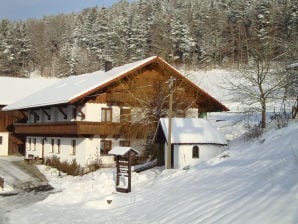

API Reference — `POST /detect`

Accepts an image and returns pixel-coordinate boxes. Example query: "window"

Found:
[101,108,112,122]
[192,146,199,158]
[120,108,131,122]
[57,139,61,154]
[71,140,76,155]
[51,139,55,153]
[41,139,45,148]
[33,138,36,151]
[120,140,130,147]
[0,136,3,145]
[28,138,31,150]
[100,140,112,154]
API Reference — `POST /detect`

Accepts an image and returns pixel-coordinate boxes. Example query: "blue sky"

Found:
[0,0,135,21]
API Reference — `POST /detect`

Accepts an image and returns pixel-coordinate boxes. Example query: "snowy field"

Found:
[1,69,298,223]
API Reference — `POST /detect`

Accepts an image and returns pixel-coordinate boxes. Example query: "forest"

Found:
[0,0,297,77]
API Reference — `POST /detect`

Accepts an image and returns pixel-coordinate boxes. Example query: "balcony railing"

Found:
[14,121,142,137]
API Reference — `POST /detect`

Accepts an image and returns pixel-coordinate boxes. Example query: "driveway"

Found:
[0,156,51,224]
[0,156,47,190]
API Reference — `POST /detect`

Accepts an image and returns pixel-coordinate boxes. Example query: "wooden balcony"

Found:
[14,121,143,137]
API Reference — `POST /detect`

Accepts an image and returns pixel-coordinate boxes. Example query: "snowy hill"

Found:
[6,118,298,224]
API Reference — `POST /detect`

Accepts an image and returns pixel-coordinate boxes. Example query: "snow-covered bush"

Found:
[45,156,84,176]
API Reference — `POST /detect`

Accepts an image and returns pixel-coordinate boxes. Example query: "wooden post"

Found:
[127,151,132,192]
[166,77,175,169]
[116,156,120,186]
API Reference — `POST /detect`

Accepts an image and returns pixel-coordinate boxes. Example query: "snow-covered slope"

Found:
[7,120,298,224]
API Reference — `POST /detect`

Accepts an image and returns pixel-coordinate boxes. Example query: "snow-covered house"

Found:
[155,118,228,169]
[0,77,57,156]
[3,56,228,167]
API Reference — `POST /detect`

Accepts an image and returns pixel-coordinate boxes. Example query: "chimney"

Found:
[104,60,112,72]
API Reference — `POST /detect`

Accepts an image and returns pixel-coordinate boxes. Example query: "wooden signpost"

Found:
[109,147,139,193]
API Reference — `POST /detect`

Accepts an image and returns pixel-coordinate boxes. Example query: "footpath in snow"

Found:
[5,120,298,224]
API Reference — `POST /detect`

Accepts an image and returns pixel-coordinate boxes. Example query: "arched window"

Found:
[192,145,199,158]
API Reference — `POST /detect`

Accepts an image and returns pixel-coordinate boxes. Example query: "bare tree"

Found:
[228,53,290,128]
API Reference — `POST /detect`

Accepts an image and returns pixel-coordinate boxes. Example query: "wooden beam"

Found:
[30,110,39,122]
[42,109,51,120]
[77,106,85,120]
[57,106,67,119]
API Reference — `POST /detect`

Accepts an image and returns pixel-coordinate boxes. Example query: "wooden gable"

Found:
[84,58,228,112]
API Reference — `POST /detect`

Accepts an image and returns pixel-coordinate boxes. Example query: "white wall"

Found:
[0,132,9,156]
[80,103,122,122]
[174,144,227,169]
[25,136,147,167]
[26,136,88,166]
[164,143,227,169]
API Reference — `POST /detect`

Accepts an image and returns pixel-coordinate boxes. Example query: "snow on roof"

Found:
[3,56,157,111]
[108,147,140,156]
[0,77,57,106]
[159,118,227,145]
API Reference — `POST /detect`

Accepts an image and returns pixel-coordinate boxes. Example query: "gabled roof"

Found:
[3,56,228,111]
[158,118,227,145]
[0,77,57,106]
[109,147,140,156]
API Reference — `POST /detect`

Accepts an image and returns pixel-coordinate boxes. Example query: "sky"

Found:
[0,0,135,21]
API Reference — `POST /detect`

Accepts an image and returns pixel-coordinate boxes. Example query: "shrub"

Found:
[243,125,264,141]
[45,156,84,176]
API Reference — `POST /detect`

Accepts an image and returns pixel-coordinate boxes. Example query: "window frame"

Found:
[101,108,112,122]
[119,140,130,147]
[192,145,199,159]
[100,140,112,155]
[120,108,131,122]
[71,139,76,155]
[28,138,32,150]
[57,139,61,154]
[0,136,3,145]
[51,139,55,153]
[33,138,36,151]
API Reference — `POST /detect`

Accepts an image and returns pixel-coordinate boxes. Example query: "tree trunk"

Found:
[261,99,266,128]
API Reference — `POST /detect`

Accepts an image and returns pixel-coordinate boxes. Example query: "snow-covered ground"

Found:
[4,117,297,224]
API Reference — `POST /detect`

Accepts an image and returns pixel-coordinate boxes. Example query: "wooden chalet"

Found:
[0,105,26,155]
[3,56,228,166]
[0,77,56,156]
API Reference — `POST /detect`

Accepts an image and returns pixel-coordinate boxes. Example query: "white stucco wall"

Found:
[25,136,146,167]
[164,143,227,169]
[84,103,100,121]
[0,132,9,156]
[25,136,88,166]
[175,144,227,169]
